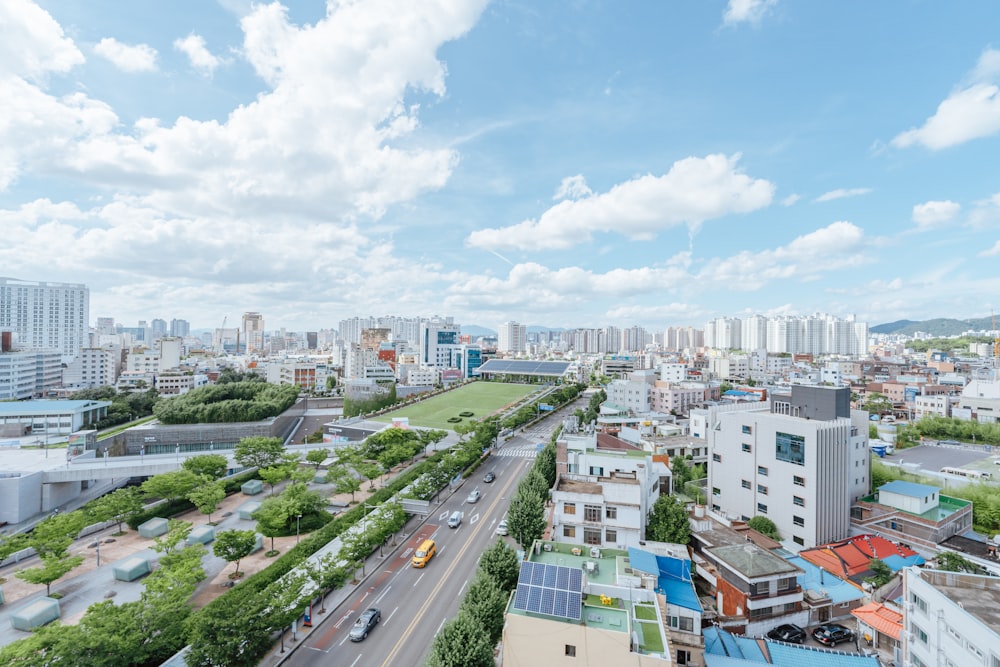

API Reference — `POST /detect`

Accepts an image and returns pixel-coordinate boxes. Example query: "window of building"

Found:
[605,528,617,543]
[793,475,805,487]
[565,645,576,657]
[712,487,721,496]
[793,495,805,507]
[751,581,770,596]
[564,502,576,515]
[967,642,984,661]
[758,466,768,476]
[742,443,752,453]
[712,453,721,463]
[757,484,768,495]
[742,425,752,435]
[911,623,928,644]
[589,466,604,476]
[742,479,751,489]
[583,528,601,545]
[910,593,927,614]
[678,617,693,632]
[584,505,602,522]
[793,535,804,545]
[563,526,576,538]
[605,506,617,520]
[775,431,806,466]
[911,657,927,667]
[990,652,1000,667]
[712,504,721,513]
[793,515,805,527]
[757,503,767,514]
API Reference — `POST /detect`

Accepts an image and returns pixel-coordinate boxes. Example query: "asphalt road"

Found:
[283,446,533,667]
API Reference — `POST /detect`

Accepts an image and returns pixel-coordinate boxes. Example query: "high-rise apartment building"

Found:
[242,312,265,354]
[0,277,89,362]
[170,318,190,337]
[706,314,868,357]
[497,321,527,354]
[420,317,461,368]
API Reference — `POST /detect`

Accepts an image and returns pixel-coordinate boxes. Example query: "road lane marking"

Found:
[458,578,468,597]
[374,585,392,604]
[413,572,425,587]
[349,655,362,667]
[384,606,399,627]
[380,459,530,666]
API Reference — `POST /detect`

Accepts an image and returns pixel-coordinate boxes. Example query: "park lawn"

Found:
[376,382,540,430]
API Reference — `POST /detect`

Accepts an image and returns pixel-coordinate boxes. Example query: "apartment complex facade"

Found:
[0,277,89,362]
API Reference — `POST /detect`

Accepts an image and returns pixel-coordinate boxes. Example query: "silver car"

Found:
[349,608,381,642]
[466,489,481,504]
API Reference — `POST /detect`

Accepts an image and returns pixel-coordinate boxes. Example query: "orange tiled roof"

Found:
[800,534,919,580]
[851,601,903,640]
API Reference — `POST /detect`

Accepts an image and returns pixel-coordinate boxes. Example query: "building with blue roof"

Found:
[786,554,864,624]
[628,545,704,662]
[703,626,880,667]
[852,480,972,554]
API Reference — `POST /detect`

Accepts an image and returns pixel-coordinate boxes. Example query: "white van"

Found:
[448,510,462,528]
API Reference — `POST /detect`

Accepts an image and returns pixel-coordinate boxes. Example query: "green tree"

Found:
[863,392,893,417]
[152,519,193,554]
[354,459,383,490]
[141,468,203,502]
[747,515,780,540]
[213,529,258,578]
[16,552,84,595]
[233,436,286,469]
[188,479,227,522]
[477,539,520,593]
[259,465,291,495]
[305,448,330,470]
[330,466,362,502]
[301,554,349,614]
[936,550,981,573]
[864,558,893,588]
[0,532,27,562]
[27,512,86,559]
[536,444,557,487]
[253,498,287,553]
[182,453,230,480]
[426,612,494,667]
[507,486,547,550]
[87,486,144,533]
[520,469,550,502]
[646,495,691,544]
[460,574,508,643]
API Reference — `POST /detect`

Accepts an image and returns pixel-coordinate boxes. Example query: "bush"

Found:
[459,411,474,417]
[447,417,462,423]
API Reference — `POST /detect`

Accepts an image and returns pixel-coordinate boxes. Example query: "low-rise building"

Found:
[851,480,973,553]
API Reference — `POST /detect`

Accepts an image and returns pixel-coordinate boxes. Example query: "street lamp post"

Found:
[96,541,101,567]
[296,514,302,544]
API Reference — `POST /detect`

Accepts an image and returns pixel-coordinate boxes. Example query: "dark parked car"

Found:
[766,623,806,644]
[349,608,381,642]
[483,471,496,483]
[812,623,855,646]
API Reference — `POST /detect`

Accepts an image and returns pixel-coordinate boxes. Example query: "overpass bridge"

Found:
[42,442,324,483]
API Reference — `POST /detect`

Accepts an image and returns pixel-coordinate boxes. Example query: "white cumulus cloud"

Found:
[553,175,592,201]
[466,153,775,251]
[980,240,1000,257]
[912,200,960,228]
[722,0,777,26]
[174,34,222,76]
[0,0,83,80]
[93,37,158,72]
[815,187,872,203]
[892,48,1000,150]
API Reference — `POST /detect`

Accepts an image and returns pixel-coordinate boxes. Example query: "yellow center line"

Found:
[380,457,529,666]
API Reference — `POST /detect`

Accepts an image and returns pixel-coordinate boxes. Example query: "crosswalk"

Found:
[493,446,539,459]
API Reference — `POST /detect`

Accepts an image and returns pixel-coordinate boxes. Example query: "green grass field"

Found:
[375,382,540,430]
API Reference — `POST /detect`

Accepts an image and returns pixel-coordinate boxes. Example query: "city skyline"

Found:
[3,2,1000,331]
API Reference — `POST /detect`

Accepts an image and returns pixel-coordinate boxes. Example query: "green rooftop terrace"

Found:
[861,492,971,521]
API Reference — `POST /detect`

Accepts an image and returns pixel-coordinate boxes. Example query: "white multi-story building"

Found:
[605,377,652,414]
[242,312,265,354]
[901,567,1000,667]
[0,350,62,400]
[708,385,870,548]
[419,317,461,368]
[62,347,118,389]
[551,432,669,549]
[497,321,527,354]
[125,337,182,374]
[0,278,89,362]
[707,313,868,357]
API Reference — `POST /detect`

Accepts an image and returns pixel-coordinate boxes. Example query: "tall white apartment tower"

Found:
[708,384,870,548]
[242,312,265,354]
[0,277,89,363]
[420,317,461,368]
[497,321,527,354]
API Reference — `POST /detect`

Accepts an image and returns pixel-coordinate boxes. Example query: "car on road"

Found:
[448,510,462,528]
[496,519,508,536]
[483,471,496,483]
[765,623,806,644]
[349,607,381,642]
[466,489,481,503]
[811,623,855,646]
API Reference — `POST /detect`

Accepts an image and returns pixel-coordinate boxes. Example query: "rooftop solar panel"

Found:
[511,562,585,621]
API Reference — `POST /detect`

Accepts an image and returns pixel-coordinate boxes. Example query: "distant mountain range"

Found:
[871,316,998,337]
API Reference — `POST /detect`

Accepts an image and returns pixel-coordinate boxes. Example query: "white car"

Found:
[466,489,481,504]
[496,519,508,536]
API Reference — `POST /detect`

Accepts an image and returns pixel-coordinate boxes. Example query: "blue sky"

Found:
[3,0,1000,333]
